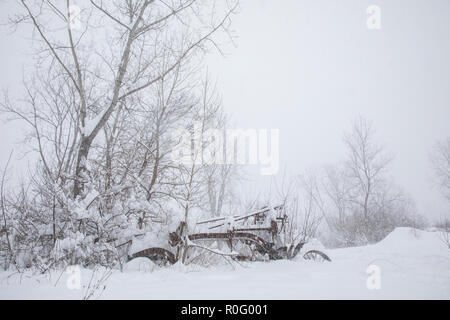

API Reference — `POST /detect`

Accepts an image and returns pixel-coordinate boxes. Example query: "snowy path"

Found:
[1,228,449,299]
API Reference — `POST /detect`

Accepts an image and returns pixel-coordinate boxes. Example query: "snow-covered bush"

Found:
[434,219,450,249]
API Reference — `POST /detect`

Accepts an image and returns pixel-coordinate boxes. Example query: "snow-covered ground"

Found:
[1,227,449,299]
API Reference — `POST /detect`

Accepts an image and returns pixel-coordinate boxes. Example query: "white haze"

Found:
[206,0,450,221]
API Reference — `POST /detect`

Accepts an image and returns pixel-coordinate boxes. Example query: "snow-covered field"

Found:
[1,227,449,299]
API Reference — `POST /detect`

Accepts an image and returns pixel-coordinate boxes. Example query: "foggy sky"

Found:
[1,0,450,221]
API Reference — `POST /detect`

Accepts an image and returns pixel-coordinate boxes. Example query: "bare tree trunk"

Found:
[1,152,14,269]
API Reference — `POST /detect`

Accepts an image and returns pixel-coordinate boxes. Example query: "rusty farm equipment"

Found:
[128,205,331,265]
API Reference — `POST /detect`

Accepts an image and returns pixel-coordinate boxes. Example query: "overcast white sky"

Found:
[206,0,450,220]
[1,0,450,221]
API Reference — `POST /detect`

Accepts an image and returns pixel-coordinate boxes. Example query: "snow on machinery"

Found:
[128,205,331,265]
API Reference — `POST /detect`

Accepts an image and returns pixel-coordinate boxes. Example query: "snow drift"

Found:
[373,227,449,254]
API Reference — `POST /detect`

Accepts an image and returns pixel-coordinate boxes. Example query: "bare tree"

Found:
[165,75,232,264]
[6,0,238,199]
[431,138,450,201]
[272,173,322,257]
[431,138,450,249]
[343,118,392,221]
[0,152,15,270]
[199,80,239,218]
[0,1,239,269]
[319,118,423,247]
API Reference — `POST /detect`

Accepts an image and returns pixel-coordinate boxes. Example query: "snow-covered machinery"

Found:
[128,205,331,265]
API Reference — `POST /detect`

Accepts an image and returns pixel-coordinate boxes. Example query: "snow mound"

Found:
[125,257,157,273]
[374,227,449,254]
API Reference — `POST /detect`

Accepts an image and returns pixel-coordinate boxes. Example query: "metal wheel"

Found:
[303,250,331,262]
[129,247,176,265]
